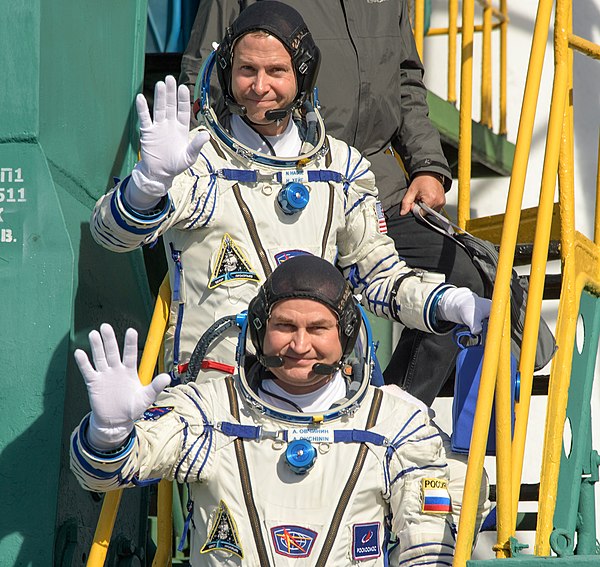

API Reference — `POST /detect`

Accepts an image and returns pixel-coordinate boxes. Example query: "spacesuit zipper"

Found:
[232,183,273,278]
[225,375,271,566]
[314,388,383,567]
[320,182,335,257]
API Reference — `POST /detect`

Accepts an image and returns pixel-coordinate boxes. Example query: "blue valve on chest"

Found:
[285,438,317,474]
[277,182,309,215]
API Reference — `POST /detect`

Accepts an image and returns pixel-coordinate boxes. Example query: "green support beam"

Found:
[427,91,515,178]
[551,289,600,556]
[1,1,157,564]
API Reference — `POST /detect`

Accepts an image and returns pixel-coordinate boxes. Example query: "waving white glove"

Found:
[74,323,171,451]
[437,287,491,335]
[127,75,210,210]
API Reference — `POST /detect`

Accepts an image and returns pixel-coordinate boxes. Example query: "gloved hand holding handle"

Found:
[126,75,210,210]
[437,287,491,335]
[74,323,171,451]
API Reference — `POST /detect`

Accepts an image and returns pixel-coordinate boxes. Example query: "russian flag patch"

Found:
[421,478,452,514]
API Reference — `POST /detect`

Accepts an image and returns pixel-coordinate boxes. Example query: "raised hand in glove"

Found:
[74,323,171,451]
[437,287,491,335]
[127,75,210,210]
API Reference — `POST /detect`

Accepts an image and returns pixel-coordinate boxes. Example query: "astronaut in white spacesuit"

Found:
[71,254,469,566]
[90,1,490,382]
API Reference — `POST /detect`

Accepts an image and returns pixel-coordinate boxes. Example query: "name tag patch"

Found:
[352,522,381,561]
[288,427,334,443]
[421,478,452,514]
[271,525,318,558]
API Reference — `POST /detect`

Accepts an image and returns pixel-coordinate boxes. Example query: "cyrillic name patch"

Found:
[209,233,259,288]
[352,522,381,560]
[270,525,318,558]
[200,500,243,558]
[421,477,452,514]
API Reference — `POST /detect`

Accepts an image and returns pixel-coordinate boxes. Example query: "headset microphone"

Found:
[264,102,297,122]
[260,355,284,368]
[311,363,341,375]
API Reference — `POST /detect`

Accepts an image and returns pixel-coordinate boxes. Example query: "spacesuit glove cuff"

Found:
[127,166,171,210]
[87,412,135,452]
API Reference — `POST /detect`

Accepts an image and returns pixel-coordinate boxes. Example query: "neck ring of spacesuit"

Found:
[195,50,328,169]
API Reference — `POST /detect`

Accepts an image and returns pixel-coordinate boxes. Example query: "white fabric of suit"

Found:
[71,374,458,566]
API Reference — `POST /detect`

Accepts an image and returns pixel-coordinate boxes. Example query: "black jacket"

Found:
[180,0,452,211]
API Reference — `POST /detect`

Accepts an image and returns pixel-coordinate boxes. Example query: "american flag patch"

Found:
[375,201,387,234]
[421,478,452,514]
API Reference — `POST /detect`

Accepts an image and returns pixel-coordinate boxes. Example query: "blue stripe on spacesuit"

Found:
[71,433,129,481]
[404,543,456,555]
[172,303,184,370]
[392,423,428,447]
[390,410,421,443]
[216,423,388,446]
[188,153,218,228]
[398,554,453,567]
[93,214,130,249]
[389,463,449,485]
[188,175,217,228]
[109,191,162,235]
[176,390,213,483]
[345,193,368,216]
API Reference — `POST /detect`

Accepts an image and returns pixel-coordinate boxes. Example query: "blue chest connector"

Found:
[277,182,310,215]
[285,438,317,474]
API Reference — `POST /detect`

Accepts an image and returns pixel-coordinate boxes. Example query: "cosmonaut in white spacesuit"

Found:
[71,255,491,566]
[89,1,490,382]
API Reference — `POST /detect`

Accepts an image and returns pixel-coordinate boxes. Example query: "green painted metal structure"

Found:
[0,1,156,564]
[468,289,600,565]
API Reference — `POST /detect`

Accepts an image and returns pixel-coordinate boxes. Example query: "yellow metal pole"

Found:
[493,308,515,558]
[595,131,600,247]
[481,3,493,128]
[87,278,171,567]
[448,0,459,104]
[535,0,574,553]
[86,491,123,566]
[457,0,475,229]
[453,268,512,565]
[454,2,556,563]
[499,0,508,135]
[415,0,425,60]
[153,480,174,567]
[568,33,600,59]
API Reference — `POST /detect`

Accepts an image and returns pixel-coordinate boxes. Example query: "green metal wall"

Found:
[0,1,155,564]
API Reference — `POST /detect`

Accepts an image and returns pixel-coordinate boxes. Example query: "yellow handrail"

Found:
[418,0,508,138]
[87,276,171,566]
[453,1,556,563]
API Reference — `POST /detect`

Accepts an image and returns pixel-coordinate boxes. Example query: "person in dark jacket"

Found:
[179,0,486,405]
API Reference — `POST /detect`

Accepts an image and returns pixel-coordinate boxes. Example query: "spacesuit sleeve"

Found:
[90,131,217,252]
[385,410,456,565]
[335,142,453,333]
[70,384,216,492]
[392,0,452,189]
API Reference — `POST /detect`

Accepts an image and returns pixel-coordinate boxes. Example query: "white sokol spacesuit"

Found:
[71,260,458,565]
[92,120,452,381]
